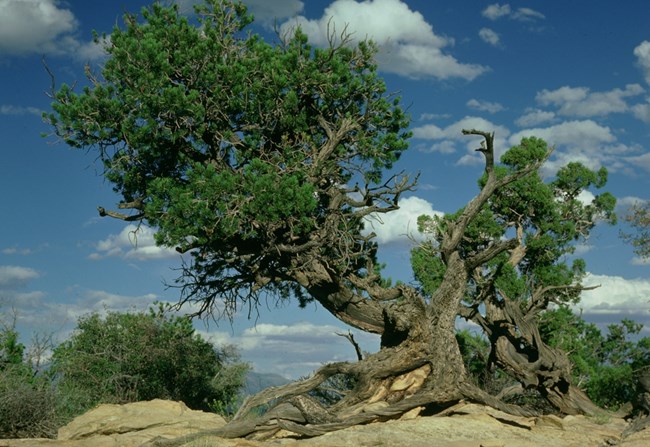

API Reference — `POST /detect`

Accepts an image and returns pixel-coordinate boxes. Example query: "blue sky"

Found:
[1,0,650,379]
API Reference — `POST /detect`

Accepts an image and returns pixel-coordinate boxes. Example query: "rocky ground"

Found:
[2,399,649,447]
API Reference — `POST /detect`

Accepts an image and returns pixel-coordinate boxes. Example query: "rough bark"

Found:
[477,294,602,416]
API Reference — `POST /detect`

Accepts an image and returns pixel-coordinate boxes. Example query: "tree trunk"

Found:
[483,296,602,416]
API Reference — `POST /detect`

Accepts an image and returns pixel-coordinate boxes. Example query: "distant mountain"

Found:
[243,371,291,396]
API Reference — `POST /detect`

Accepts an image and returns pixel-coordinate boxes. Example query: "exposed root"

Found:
[143,361,565,447]
[461,385,538,418]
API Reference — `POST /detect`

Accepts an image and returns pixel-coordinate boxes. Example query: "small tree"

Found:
[540,308,650,410]
[413,136,616,415]
[51,306,249,415]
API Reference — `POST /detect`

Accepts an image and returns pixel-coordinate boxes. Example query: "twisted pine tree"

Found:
[46,0,617,440]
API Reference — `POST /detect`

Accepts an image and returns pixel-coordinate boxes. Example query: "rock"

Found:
[0,399,226,447]
[2,399,650,447]
[58,399,226,442]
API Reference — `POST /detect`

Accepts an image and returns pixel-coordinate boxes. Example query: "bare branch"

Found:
[97,206,144,222]
[336,331,363,361]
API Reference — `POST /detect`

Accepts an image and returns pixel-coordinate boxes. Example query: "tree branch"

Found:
[97,206,144,221]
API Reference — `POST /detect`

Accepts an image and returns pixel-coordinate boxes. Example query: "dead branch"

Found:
[336,331,363,361]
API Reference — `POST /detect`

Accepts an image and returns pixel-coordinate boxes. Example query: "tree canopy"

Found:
[47,0,412,321]
[46,0,635,441]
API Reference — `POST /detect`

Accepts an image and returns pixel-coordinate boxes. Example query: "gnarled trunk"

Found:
[483,296,602,416]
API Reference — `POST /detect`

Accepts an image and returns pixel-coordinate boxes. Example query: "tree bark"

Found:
[482,295,602,416]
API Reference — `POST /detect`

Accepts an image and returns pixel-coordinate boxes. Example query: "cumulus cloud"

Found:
[478,28,501,47]
[515,108,556,127]
[508,120,625,174]
[412,116,511,164]
[90,224,179,261]
[364,196,442,245]
[577,273,650,331]
[634,40,650,86]
[200,321,379,378]
[536,84,645,117]
[280,0,488,81]
[625,151,650,173]
[417,140,457,154]
[1,285,174,352]
[0,0,78,55]
[467,98,505,114]
[632,102,650,124]
[0,265,39,289]
[482,3,511,20]
[0,0,110,60]
[482,3,544,22]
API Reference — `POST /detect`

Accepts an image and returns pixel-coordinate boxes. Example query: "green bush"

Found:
[51,305,249,417]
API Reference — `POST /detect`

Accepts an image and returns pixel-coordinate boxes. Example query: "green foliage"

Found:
[46,0,411,310]
[413,137,616,307]
[0,325,25,369]
[456,329,490,379]
[51,305,249,415]
[539,307,650,409]
[621,201,650,259]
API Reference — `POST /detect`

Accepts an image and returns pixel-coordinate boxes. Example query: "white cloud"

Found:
[0,0,78,55]
[199,321,379,378]
[632,101,650,123]
[482,3,511,20]
[625,151,650,173]
[2,285,176,351]
[631,257,650,266]
[467,98,505,114]
[536,84,645,117]
[478,28,500,47]
[418,140,457,154]
[280,0,488,81]
[512,7,545,21]
[0,265,39,289]
[482,3,544,22]
[412,123,444,140]
[634,40,650,86]
[412,116,511,165]
[577,274,650,326]
[364,196,442,245]
[508,120,622,174]
[90,224,179,261]
[1,247,33,256]
[515,108,556,127]
[0,105,43,116]
[75,35,110,61]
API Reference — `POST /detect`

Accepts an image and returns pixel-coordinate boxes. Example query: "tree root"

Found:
[143,362,556,447]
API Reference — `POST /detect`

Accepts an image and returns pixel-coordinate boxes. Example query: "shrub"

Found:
[51,304,249,417]
[0,365,59,438]
[0,323,60,438]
